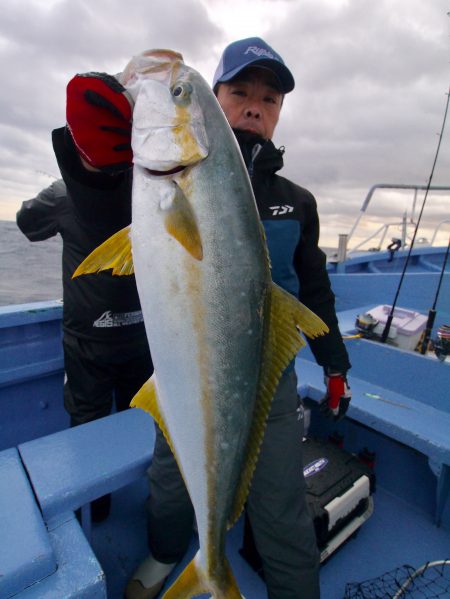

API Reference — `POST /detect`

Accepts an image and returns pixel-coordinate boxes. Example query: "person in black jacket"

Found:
[16,143,153,521]
[58,37,351,599]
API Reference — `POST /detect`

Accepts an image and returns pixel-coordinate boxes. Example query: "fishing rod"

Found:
[419,236,450,354]
[381,87,450,343]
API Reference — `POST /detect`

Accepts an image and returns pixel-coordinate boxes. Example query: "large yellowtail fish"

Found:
[74,50,328,598]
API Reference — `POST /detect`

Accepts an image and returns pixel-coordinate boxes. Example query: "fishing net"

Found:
[344,560,450,599]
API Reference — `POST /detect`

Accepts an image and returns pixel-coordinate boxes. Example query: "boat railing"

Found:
[344,183,450,257]
[349,220,412,254]
[430,219,450,245]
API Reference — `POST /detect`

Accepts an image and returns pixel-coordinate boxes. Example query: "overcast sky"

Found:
[1,0,449,247]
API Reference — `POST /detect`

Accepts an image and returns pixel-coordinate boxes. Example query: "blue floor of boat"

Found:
[91,476,449,599]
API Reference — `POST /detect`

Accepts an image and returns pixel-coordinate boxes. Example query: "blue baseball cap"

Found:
[213,37,295,93]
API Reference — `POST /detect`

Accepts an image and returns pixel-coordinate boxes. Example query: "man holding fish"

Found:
[63,38,351,599]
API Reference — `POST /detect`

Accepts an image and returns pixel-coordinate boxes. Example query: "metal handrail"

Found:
[346,184,450,253]
[430,219,450,245]
[349,221,407,253]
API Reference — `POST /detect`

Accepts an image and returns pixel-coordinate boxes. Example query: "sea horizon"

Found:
[0,219,337,307]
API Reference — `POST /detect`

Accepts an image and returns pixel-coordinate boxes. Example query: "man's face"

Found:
[216,67,283,140]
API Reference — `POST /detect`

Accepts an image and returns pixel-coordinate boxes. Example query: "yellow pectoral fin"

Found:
[72,225,133,278]
[228,283,329,527]
[163,183,203,261]
[161,554,241,599]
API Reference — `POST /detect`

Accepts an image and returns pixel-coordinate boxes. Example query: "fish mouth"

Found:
[144,165,187,177]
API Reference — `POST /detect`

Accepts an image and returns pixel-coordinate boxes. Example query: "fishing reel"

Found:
[355,312,379,339]
[434,325,450,362]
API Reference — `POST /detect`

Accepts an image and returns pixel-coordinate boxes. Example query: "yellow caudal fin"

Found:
[163,182,203,261]
[161,553,242,599]
[72,225,133,278]
[228,283,329,526]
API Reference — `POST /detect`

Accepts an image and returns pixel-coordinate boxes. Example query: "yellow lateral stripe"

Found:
[228,283,327,527]
[72,225,133,278]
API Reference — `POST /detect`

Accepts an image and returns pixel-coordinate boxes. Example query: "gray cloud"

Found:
[1,0,448,248]
[265,0,449,245]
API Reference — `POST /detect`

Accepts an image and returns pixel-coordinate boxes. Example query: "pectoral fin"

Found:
[228,283,328,526]
[162,183,203,261]
[161,553,241,599]
[72,225,133,278]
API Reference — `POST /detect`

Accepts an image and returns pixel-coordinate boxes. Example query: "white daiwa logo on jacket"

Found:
[270,205,294,216]
[93,310,143,328]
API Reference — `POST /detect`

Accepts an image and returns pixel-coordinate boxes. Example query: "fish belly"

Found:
[131,164,269,568]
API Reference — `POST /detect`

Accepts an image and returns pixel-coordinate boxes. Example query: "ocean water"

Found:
[0,219,337,307]
[0,220,63,306]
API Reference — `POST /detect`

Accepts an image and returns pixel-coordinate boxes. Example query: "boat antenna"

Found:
[419,236,450,354]
[381,87,450,343]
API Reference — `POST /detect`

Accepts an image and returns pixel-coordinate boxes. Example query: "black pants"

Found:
[63,333,153,426]
[146,370,320,599]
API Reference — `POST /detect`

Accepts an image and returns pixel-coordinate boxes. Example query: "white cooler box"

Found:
[368,304,427,351]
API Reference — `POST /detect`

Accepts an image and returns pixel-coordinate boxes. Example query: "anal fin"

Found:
[130,375,179,461]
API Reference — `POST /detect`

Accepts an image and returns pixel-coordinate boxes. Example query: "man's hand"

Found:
[66,72,133,173]
[320,372,351,421]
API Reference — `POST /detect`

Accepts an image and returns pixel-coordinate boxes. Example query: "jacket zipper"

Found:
[248,144,263,179]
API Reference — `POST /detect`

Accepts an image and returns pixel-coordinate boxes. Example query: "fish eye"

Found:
[172,82,192,103]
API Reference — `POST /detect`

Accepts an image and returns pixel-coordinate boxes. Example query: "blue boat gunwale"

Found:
[0,299,63,327]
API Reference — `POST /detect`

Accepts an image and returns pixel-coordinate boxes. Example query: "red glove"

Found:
[321,372,351,421]
[66,72,133,173]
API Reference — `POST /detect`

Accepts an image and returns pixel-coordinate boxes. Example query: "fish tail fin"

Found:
[161,553,242,599]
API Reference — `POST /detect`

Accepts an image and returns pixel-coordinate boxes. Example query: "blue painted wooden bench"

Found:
[19,408,155,528]
[0,408,154,598]
[0,447,105,598]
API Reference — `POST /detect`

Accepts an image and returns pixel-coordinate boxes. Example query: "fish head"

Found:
[120,50,208,175]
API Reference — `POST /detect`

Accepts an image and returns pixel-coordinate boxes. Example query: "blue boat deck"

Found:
[1,266,449,598]
[92,473,450,599]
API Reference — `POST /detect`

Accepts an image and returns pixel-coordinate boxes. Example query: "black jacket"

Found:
[236,130,350,373]
[16,127,146,342]
[18,126,349,371]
